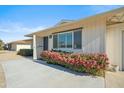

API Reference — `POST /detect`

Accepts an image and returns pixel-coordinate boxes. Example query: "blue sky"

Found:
[0,5,123,43]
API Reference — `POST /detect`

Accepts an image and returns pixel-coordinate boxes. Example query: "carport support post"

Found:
[33,35,37,60]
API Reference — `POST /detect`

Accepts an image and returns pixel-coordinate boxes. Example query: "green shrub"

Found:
[17,49,33,56]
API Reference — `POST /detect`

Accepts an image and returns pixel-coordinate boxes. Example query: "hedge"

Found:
[17,49,33,56]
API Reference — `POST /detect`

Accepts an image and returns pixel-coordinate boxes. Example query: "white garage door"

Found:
[16,44,31,51]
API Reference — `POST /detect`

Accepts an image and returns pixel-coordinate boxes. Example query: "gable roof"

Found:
[55,19,74,26]
[26,7,124,37]
[8,39,33,44]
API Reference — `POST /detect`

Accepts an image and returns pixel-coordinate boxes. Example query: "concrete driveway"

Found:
[105,71,124,88]
[0,54,105,88]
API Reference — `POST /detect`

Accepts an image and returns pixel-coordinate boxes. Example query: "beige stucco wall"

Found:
[81,17,106,53]
[48,36,53,50]
[35,36,52,59]
[36,36,43,59]
[106,23,124,70]
[54,17,106,53]
[35,17,107,59]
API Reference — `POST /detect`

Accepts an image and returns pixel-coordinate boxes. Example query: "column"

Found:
[33,35,37,60]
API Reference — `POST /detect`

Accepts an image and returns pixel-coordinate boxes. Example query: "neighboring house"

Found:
[7,39,33,51]
[26,7,124,70]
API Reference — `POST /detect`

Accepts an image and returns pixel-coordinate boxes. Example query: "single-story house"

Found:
[26,7,124,70]
[7,39,33,51]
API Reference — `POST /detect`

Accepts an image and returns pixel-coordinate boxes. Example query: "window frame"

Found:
[58,32,66,48]
[73,29,82,49]
[52,28,82,50]
[53,34,58,49]
[66,32,73,48]
[58,31,73,49]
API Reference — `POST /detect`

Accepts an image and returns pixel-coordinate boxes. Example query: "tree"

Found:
[0,39,4,50]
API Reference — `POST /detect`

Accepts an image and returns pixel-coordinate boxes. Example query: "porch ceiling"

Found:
[107,12,124,25]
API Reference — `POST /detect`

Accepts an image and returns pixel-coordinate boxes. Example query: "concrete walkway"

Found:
[1,57,105,88]
[1,51,124,88]
[105,71,124,88]
[0,64,6,87]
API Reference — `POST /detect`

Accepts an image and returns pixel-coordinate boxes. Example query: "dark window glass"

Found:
[43,36,48,50]
[59,33,66,48]
[67,32,72,48]
[74,30,82,49]
[53,34,58,48]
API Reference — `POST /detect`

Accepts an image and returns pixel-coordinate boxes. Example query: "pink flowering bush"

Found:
[40,51,109,76]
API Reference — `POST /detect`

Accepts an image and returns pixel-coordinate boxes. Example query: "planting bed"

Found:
[41,51,109,76]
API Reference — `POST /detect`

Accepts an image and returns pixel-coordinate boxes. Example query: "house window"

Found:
[58,32,72,48]
[59,33,66,48]
[53,34,58,48]
[53,28,82,49]
[74,30,82,49]
[67,32,72,48]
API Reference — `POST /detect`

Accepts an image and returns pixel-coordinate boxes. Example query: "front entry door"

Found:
[43,36,48,50]
[122,31,124,70]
